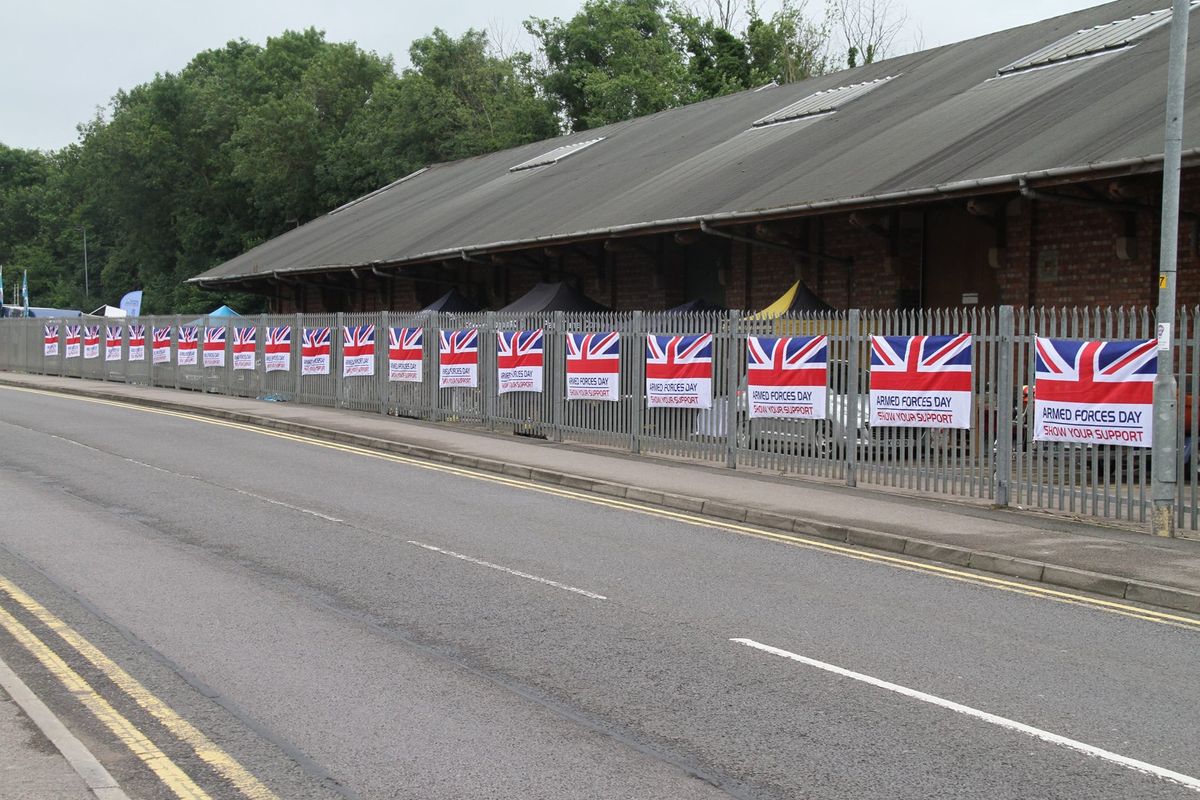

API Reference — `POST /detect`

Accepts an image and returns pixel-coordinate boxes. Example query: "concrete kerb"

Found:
[8,377,1200,617]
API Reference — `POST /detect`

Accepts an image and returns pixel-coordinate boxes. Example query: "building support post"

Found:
[1152,0,1191,537]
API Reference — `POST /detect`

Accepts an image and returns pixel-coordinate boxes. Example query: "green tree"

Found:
[745,0,831,85]
[526,0,692,130]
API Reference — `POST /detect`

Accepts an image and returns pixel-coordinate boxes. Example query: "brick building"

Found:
[194,0,1200,313]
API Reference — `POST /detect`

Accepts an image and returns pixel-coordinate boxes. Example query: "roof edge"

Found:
[193,148,1199,286]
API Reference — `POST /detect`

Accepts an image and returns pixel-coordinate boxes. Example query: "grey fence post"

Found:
[379,311,388,415]
[426,312,437,421]
[257,313,267,398]
[994,305,1016,507]
[484,311,497,430]
[630,310,644,454]
[294,313,303,400]
[335,311,345,408]
[725,311,741,469]
[225,317,233,395]
[124,318,132,385]
[174,315,182,391]
[552,310,565,442]
[845,309,861,488]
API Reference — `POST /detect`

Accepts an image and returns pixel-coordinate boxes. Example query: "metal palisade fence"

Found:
[2,307,1196,534]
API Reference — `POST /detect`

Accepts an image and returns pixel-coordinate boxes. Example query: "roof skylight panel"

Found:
[752,75,897,128]
[509,137,605,172]
[997,7,1181,76]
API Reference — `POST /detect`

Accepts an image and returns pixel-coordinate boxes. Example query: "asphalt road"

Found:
[1,385,1199,799]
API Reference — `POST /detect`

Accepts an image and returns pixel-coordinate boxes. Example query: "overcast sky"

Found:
[2,0,1106,151]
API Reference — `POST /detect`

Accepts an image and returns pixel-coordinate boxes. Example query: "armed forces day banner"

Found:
[264,326,291,372]
[566,332,619,401]
[389,327,422,382]
[870,334,973,429]
[1033,338,1155,447]
[302,327,331,375]
[746,335,828,420]
[128,324,145,362]
[497,329,544,394]
[439,328,478,388]
[342,325,376,378]
[233,327,256,370]
[646,334,712,409]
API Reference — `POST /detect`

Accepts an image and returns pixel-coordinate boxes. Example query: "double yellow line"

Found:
[0,576,278,799]
[7,384,1200,632]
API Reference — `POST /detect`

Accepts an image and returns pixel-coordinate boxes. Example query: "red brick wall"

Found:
[267,167,1200,313]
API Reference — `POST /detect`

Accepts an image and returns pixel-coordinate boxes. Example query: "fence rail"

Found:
[3,306,1195,534]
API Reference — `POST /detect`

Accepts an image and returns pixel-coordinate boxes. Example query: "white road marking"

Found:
[407,541,607,600]
[45,431,344,523]
[731,638,1200,792]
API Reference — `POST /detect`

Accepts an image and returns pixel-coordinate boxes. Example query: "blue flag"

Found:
[119,290,143,317]
[22,270,28,313]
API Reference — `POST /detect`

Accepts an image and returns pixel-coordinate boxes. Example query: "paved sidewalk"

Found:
[5,372,1200,614]
[0,687,94,800]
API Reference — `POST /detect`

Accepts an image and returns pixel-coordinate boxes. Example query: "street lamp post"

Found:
[1152,0,1192,538]
[76,225,89,299]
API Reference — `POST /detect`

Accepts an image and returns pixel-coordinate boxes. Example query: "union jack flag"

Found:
[302,327,330,356]
[129,324,145,346]
[178,326,198,347]
[83,325,100,345]
[390,327,422,359]
[747,335,827,387]
[566,332,619,373]
[66,325,81,345]
[106,326,122,347]
[870,334,972,392]
[153,327,172,348]
[233,326,256,353]
[496,329,543,369]
[265,326,291,353]
[203,326,226,350]
[44,325,58,345]
[342,325,375,356]
[1035,337,1156,405]
[439,328,478,364]
[645,334,712,379]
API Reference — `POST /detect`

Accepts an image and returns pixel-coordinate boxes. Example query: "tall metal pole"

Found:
[1152,0,1192,538]
[76,225,89,299]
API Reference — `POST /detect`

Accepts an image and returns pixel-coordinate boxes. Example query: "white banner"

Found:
[748,386,827,420]
[869,390,971,429]
[302,354,329,375]
[439,362,477,388]
[499,365,542,394]
[390,358,421,382]
[266,351,290,372]
[43,326,59,357]
[566,373,618,401]
[646,377,712,408]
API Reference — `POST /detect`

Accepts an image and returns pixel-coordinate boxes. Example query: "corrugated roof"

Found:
[997,5,1176,75]
[751,75,898,127]
[196,0,1200,285]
